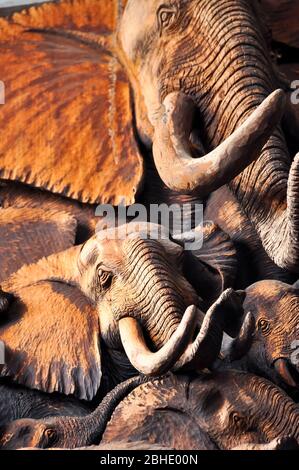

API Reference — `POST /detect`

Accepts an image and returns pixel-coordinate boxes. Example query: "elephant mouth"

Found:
[274,358,299,389]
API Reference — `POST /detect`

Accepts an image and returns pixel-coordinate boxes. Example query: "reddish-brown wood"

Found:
[0,181,98,242]
[0,281,100,400]
[10,0,119,33]
[0,0,143,205]
[0,207,76,282]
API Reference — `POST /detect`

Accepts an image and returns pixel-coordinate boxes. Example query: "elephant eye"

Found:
[157,6,176,33]
[257,318,271,335]
[231,412,246,429]
[42,428,58,448]
[97,267,113,289]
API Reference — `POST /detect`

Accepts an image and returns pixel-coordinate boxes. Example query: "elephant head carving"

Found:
[2,371,298,450]
[0,220,246,397]
[0,0,297,272]
[117,0,299,271]
[101,372,299,450]
[221,280,299,390]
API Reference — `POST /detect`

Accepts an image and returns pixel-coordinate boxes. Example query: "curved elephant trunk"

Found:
[119,298,242,376]
[274,358,299,389]
[174,289,247,371]
[225,312,256,362]
[116,237,233,375]
[151,0,299,272]
[152,90,299,272]
[173,302,223,371]
[0,376,149,449]
[250,375,299,442]
[267,153,299,270]
[152,90,285,196]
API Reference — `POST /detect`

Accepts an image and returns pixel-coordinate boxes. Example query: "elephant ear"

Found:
[197,222,237,285]
[182,222,237,304]
[8,0,126,33]
[0,207,76,283]
[0,281,101,400]
[0,0,143,205]
[0,181,98,244]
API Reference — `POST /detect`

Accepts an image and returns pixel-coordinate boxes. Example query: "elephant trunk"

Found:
[250,376,299,442]
[152,90,285,196]
[152,0,299,271]
[51,376,149,449]
[116,238,225,375]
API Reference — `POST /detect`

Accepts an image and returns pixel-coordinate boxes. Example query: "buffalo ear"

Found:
[182,222,237,305]
[0,0,143,205]
[0,208,76,283]
[0,281,101,401]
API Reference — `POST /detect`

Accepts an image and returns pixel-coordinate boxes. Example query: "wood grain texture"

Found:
[198,222,237,291]
[0,181,98,243]
[9,0,126,33]
[261,0,299,47]
[0,281,101,400]
[0,207,76,282]
[102,374,217,450]
[0,0,143,205]
[204,186,292,286]
[0,380,90,426]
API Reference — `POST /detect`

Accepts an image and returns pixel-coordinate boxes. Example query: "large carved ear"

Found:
[2,244,81,294]
[0,280,101,400]
[0,207,76,283]
[7,0,126,33]
[0,181,98,243]
[0,0,143,205]
[182,222,237,305]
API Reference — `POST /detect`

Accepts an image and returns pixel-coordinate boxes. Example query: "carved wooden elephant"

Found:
[220,279,299,391]
[1,372,298,450]
[0,220,244,400]
[0,379,90,428]
[0,0,297,277]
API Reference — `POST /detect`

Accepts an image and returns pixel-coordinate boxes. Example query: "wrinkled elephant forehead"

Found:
[79,237,100,270]
[78,222,176,271]
[78,233,137,270]
[95,222,170,242]
[245,280,297,312]
[79,237,124,270]
[120,0,160,58]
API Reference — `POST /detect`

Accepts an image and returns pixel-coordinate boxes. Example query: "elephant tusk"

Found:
[274,358,298,388]
[118,305,198,376]
[226,312,255,362]
[152,89,286,197]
